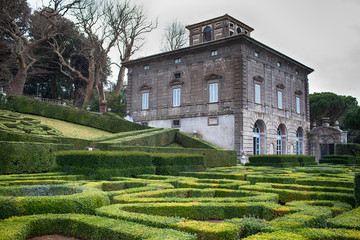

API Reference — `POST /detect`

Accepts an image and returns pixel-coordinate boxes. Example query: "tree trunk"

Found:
[7,66,27,95]
[81,49,96,110]
[94,69,107,113]
[114,65,126,95]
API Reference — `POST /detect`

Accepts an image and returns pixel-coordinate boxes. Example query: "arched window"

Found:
[296,127,304,155]
[203,26,212,42]
[253,123,261,155]
[277,124,287,155]
[253,120,266,155]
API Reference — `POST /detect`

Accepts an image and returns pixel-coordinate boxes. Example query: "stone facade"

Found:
[124,15,313,159]
[309,118,348,162]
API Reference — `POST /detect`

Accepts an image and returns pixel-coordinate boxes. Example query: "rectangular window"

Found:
[174,73,181,79]
[296,96,300,114]
[255,84,261,104]
[254,51,259,57]
[174,58,181,64]
[142,92,149,110]
[173,88,181,107]
[277,91,283,109]
[172,120,180,128]
[209,82,218,103]
[144,65,149,70]
[277,62,281,67]
[210,50,218,56]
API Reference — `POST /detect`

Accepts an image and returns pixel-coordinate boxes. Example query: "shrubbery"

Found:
[0,185,109,219]
[0,141,71,174]
[1,95,148,133]
[56,150,156,179]
[320,155,357,165]
[248,155,316,167]
[109,145,237,168]
[355,173,360,207]
[0,214,196,240]
[152,153,205,175]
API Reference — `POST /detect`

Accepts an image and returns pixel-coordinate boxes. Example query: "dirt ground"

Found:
[27,235,81,240]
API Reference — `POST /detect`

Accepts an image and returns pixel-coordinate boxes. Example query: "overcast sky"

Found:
[30,0,360,103]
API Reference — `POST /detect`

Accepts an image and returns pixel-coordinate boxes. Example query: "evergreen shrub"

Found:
[109,145,237,168]
[175,131,221,149]
[0,141,71,174]
[320,155,357,165]
[248,155,300,167]
[113,129,178,147]
[327,206,360,230]
[0,186,109,219]
[336,143,360,156]
[1,95,148,133]
[56,150,155,179]
[151,153,205,175]
[355,173,360,207]
[0,214,196,240]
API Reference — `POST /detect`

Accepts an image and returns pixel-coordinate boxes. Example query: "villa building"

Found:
[123,14,314,160]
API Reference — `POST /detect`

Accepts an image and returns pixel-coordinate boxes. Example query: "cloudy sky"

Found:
[30,0,360,102]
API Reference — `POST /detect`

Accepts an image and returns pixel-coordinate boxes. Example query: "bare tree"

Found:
[56,0,134,111]
[161,19,188,52]
[113,4,157,95]
[0,0,78,95]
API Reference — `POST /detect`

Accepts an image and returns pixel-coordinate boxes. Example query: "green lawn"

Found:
[23,114,114,140]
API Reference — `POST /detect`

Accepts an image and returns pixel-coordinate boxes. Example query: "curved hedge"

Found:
[1,95,148,133]
[113,188,279,204]
[0,185,109,219]
[0,214,196,240]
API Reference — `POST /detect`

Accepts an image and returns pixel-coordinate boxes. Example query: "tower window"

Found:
[203,26,212,42]
[237,27,242,34]
[277,62,281,67]
[144,65,149,70]
[174,73,181,79]
[254,51,259,57]
[174,58,181,64]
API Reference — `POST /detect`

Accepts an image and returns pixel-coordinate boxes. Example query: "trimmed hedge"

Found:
[1,95,148,133]
[106,128,178,147]
[56,151,154,176]
[117,202,282,221]
[248,155,316,167]
[327,206,360,230]
[172,221,240,240]
[55,150,154,168]
[109,145,237,168]
[151,153,205,175]
[0,141,72,174]
[356,173,360,207]
[336,143,360,156]
[320,155,357,165]
[0,214,196,240]
[175,131,222,149]
[179,172,245,180]
[239,184,356,206]
[0,185,109,219]
[113,188,279,204]
[243,228,360,240]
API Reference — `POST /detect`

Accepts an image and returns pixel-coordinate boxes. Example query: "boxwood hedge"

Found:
[0,214,196,240]
[0,185,109,219]
[0,141,72,174]
[1,95,148,133]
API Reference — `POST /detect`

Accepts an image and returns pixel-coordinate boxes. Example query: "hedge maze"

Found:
[1,97,360,239]
[1,165,360,240]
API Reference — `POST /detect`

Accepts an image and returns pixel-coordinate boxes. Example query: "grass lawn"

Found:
[23,114,114,140]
